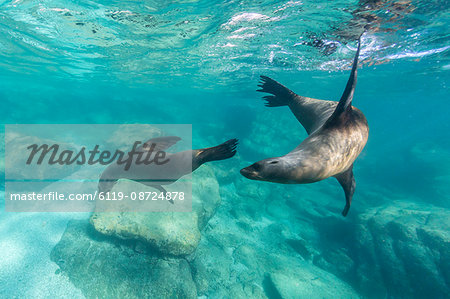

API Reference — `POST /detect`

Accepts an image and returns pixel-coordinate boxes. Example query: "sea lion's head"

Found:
[240,158,294,183]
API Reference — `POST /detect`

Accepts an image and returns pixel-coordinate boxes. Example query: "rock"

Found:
[313,248,355,283]
[190,233,235,296]
[91,207,201,256]
[267,264,360,299]
[228,282,267,298]
[190,200,359,299]
[285,238,313,261]
[191,166,222,229]
[90,165,221,256]
[51,220,197,298]
[352,201,450,298]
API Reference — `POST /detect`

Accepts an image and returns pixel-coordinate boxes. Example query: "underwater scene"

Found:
[0,0,449,298]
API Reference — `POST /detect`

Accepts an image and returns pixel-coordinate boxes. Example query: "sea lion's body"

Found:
[282,98,368,183]
[98,138,238,196]
[241,38,368,216]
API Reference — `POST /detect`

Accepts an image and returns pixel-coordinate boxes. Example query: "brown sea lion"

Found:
[98,137,238,200]
[240,38,368,216]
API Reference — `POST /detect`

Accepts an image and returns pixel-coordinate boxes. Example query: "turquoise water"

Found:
[0,0,449,298]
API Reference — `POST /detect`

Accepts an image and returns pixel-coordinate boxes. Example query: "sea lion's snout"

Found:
[240,163,261,180]
[239,166,253,178]
[241,159,288,182]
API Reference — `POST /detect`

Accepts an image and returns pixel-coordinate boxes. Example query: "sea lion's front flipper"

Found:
[257,76,297,107]
[139,136,181,152]
[324,37,362,128]
[192,139,238,171]
[334,165,356,217]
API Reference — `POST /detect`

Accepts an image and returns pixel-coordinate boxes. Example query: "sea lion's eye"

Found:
[268,160,278,164]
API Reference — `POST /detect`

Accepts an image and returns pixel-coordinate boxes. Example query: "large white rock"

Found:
[90,165,221,256]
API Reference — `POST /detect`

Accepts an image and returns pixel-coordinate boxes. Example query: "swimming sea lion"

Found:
[98,137,238,200]
[240,38,368,216]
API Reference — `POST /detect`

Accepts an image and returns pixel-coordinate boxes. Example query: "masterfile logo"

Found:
[25,141,170,170]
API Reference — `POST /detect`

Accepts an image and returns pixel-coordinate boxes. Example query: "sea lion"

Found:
[98,137,238,200]
[240,37,368,216]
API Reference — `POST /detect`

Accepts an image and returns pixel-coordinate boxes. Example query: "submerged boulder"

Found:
[354,201,450,298]
[90,165,221,256]
[267,264,360,299]
[51,220,197,298]
[189,196,360,299]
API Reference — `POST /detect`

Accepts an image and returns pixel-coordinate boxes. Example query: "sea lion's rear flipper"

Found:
[334,165,356,217]
[193,139,238,170]
[139,136,181,152]
[324,37,362,128]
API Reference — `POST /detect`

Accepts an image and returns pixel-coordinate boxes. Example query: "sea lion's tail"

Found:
[257,75,296,107]
[196,139,238,165]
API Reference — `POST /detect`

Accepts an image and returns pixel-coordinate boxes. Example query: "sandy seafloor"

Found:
[0,196,88,298]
